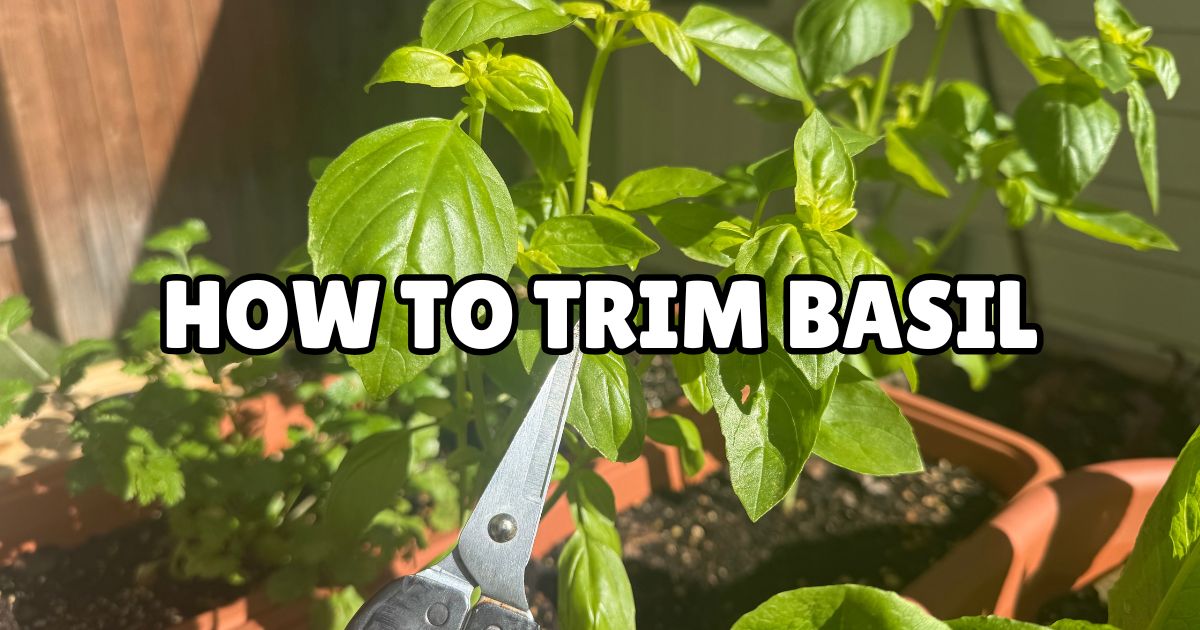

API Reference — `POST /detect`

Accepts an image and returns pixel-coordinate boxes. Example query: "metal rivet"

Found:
[487,513,518,543]
[426,602,450,626]
[486,625,501,630]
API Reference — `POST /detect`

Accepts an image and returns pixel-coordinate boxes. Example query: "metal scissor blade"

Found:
[449,339,584,612]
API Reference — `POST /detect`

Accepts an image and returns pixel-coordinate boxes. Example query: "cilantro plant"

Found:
[303,0,1179,626]
[732,421,1200,630]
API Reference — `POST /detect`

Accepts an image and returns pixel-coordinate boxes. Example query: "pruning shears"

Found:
[347,339,584,630]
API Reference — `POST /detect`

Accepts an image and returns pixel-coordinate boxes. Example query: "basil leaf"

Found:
[997,11,1061,84]
[309,119,517,397]
[962,0,1022,14]
[948,617,1048,629]
[644,201,750,267]
[323,430,410,542]
[477,54,571,118]
[681,5,809,102]
[1052,202,1177,251]
[562,2,605,19]
[366,46,467,91]
[706,343,836,521]
[612,166,725,211]
[647,414,707,477]
[1126,82,1159,212]
[750,129,880,198]
[1060,37,1134,92]
[1111,425,1200,628]
[1141,46,1180,100]
[885,126,949,198]
[530,215,659,269]
[794,0,912,87]
[733,585,947,629]
[929,81,998,141]
[567,469,620,552]
[0,295,33,341]
[794,110,857,231]
[568,353,647,462]
[672,353,712,414]
[1015,84,1119,202]
[998,178,1038,228]
[1050,621,1118,630]
[420,0,574,53]
[144,218,210,257]
[735,223,844,388]
[634,12,701,85]
[814,363,922,475]
[557,523,635,630]
[490,103,579,184]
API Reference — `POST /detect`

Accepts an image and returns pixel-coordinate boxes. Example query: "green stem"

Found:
[5,338,49,382]
[468,96,486,145]
[750,195,770,233]
[867,46,898,135]
[570,45,614,215]
[468,357,489,451]
[918,6,958,117]
[920,183,986,274]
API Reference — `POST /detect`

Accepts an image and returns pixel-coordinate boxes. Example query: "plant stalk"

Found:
[468,96,486,145]
[918,6,959,117]
[921,183,986,274]
[4,338,49,381]
[867,46,898,135]
[468,357,490,451]
[751,195,770,234]
[570,45,614,215]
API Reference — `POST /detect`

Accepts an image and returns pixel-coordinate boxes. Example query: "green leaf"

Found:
[644,201,749,267]
[681,5,810,102]
[997,11,1061,84]
[366,46,467,91]
[56,339,116,392]
[530,215,658,269]
[647,414,706,476]
[948,617,1047,629]
[311,587,365,630]
[734,223,844,388]
[309,119,517,397]
[814,364,922,475]
[144,219,210,257]
[1141,47,1180,100]
[885,126,949,198]
[563,2,605,19]
[476,54,572,118]
[557,525,635,630]
[1126,82,1159,212]
[517,248,561,276]
[998,178,1038,228]
[308,157,333,182]
[705,344,836,521]
[928,81,998,142]
[1015,84,1120,202]
[569,353,647,462]
[635,12,701,85]
[1060,37,1134,92]
[0,296,33,341]
[0,379,32,426]
[420,0,574,53]
[963,0,1023,14]
[490,101,579,184]
[1053,202,1176,251]
[324,430,410,542]
[733,584,947,629]
[794,110,857,232]
[612,166,724,211]
[1050,621,1118,630]
[672,353,712,414]
[130,257,189,284]
[567,468,621,552]
[793,0,912,87]
[749,130,880,198]
[1110,425,1200,629]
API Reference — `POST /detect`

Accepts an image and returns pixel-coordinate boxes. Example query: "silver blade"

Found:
[445,338,583,611]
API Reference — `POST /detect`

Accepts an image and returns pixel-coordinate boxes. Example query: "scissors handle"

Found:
[464,600,539,630]
[346,572,471,630]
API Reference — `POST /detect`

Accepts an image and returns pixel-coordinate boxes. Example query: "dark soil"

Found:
[1037,584,1108,626]
[918,342,1200,469]
[525,460,1002,629]
[0,518,243,630]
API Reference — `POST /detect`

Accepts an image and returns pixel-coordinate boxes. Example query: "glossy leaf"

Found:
[814,364,922,475]
[612,166,724,211]
[885,126,949,198]
[490,102,579,184]
[366,47,467,91]
[309,119,517,397]
[997,11,1061,84]
[735,223,844,388]
[672,353,713,414]
[476,54,571,118]
[1060,37,1134,92]
[0,296,33,341]
[998,178,1038,228]
[323,430,411,542]
[644,201,750,267]
[1053,202,1176,251]
[530,215,659,269]
[1141,47,1180,100]
[562,2,605,19]
[733,585,947,629]
[1126,82,1159,212]
[749,129,880,197]
[568,353,647,462]
[647,414,707,477]
[1015,84,1119,202]
[558,482,635,630]
[705,343,836,521]
[794,0,912,87]
[635,12,701,85]
[420,0,574,53]
[681,5,810,102]
[794,110,857,231]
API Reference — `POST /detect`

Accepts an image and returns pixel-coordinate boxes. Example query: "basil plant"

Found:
[304,0,1179,627]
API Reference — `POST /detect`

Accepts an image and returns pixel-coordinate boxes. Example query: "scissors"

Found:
[347,340,585,630]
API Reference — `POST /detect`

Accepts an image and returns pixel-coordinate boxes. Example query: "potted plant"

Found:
[0,0,1181,627]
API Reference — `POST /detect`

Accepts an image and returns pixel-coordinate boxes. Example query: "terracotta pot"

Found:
[904,458,1174,620]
